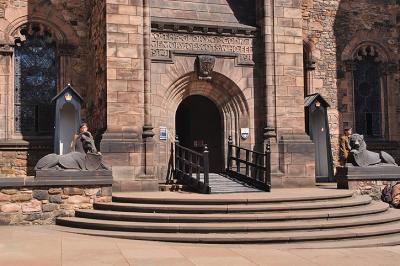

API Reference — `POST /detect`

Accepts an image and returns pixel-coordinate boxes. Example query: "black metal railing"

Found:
[174,136,211,194]
[226,136,271,191]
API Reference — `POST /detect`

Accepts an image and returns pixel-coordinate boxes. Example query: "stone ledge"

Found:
[336,165,400,181]
[336,166,400,200]
[0,171,113,188]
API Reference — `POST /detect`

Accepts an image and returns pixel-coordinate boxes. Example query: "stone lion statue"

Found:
[35,132,109,171]
[348,134,397,167]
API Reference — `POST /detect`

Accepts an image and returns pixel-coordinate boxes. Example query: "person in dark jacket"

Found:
[71,123,97,154]
[339,127,352,166]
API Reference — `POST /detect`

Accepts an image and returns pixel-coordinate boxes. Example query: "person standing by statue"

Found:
[339,127,352,166]
[71,123,97,154]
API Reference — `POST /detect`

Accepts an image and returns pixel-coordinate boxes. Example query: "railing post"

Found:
[236,146,240,173]
[227,136,233,171]
[174,136,179,178]
[265,140,271,191]
[245,150,250,177]
[203,144,209,188]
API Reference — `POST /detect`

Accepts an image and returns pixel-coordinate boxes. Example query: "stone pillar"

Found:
[261,0,315,187]
[0,45,13,141]
[101,0,157,191]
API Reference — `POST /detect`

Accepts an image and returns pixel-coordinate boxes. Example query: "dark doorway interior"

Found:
[176,95,223,173]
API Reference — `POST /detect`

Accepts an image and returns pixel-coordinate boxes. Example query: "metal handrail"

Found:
[174,136,210,193]
[226,136,271,191]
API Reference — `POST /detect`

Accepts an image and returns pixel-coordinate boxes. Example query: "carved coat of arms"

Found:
[196,55,215,80]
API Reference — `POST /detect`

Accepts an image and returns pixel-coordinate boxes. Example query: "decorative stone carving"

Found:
[0,44,13,54]
[150,32,254,65]
[348,134,397,167]
[35,131,109,171]
[196,55,215,80]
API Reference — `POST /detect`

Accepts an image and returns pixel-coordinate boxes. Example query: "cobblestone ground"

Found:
[1,226,400,266]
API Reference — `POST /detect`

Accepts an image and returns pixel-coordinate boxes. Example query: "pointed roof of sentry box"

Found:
[51,84,83,103]
[304,93,330,108]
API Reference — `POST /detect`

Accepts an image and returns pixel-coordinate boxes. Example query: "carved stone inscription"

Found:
[151,32,254,65]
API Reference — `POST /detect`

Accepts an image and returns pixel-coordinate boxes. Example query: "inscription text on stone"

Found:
[151,32,254,64]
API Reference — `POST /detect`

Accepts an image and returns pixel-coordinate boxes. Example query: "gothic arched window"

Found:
[353,45,382,137]
[14,25,57,134]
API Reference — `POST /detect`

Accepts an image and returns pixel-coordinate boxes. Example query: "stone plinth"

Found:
[336,165,400,200]
[0,173,113,225]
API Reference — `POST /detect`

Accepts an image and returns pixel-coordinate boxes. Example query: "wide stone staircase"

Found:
[56,189,400,247]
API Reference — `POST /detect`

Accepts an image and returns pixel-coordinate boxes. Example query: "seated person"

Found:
[339,127,352,166]
[71,123,97,154]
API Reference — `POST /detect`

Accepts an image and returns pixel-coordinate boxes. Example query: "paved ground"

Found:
[1,226,400,266]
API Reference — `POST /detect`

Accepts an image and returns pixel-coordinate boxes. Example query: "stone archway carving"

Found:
[5,16,79,47]
[162,71,250,143]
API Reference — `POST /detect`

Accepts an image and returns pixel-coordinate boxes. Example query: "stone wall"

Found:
[302,0,400,165]
[0,185,112,225]
[259,0,316,187]
[0,0,93,175]
[346,180,397,201]
[0,145,50,176]
[99,0,160,190]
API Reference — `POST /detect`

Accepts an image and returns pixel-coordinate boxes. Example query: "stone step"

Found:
[55,219,400,244]
[94,195,371,214]
[112,189,354,205]
[57,209,400,233]
[279,233,400,249]
[74,201,389,223]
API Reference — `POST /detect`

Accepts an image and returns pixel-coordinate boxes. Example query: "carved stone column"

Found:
[101,0,158,191]
[260,0,315,188]
[0,44,13,140]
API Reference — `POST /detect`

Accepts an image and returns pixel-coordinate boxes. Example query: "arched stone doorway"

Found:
[176,95,224,173]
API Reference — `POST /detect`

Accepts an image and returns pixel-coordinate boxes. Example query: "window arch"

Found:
[352,45,383,137]
[14,24,57,134]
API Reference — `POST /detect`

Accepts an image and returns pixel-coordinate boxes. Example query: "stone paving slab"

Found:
[1,226,400,266]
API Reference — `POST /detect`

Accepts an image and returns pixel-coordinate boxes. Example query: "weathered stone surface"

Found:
[0,213,13,225]
[49,195,63,204]
[24,213,42,221]
[42,203,59,212]
[60,204,76,210]
[84,188,101,196]
[39,212,55,221]
[0,192,11,202]
[95,196,112,203]
[1,189,18,195]
[1,203,21,213]
[10,192,32,202]
[65,195,90,204]
[21,200,42,214]
[63,187,84,196]
[48,188,63,195]
[101,186,112,196]
[79,203,93,209]
[33,190,49,200]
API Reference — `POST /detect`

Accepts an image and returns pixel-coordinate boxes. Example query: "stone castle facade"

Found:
[0,0,399,190]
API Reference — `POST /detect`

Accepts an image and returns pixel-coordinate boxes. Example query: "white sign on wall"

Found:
[160,127,167,140]
[241,128,249,140]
